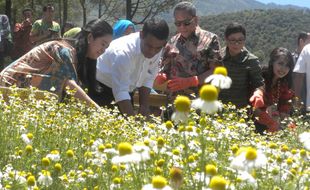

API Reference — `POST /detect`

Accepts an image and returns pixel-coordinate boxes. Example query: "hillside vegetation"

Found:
[200,9,310,64]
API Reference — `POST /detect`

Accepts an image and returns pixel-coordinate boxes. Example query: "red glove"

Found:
[167,76,199,92]
[258,111,279,133]
[154,73,167,86]
[250,90,265,108]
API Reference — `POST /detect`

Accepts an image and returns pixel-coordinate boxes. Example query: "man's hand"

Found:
[167,76,199,92]
[154,73,167,85]
[250,89,265,108]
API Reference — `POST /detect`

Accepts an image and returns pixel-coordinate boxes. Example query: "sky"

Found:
[256,0,310,8]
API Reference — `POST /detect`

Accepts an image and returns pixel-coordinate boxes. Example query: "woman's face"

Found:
[273,57,290,79]
[87,34,113,59]
[225,32,245,56]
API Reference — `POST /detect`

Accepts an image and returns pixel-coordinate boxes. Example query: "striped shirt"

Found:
[219,47,264,108]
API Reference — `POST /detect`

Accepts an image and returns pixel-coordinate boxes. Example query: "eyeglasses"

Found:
[227,38,245,45]
[174,18,194,27]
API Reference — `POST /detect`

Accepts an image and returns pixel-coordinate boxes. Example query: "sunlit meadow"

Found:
[0,85,309,190]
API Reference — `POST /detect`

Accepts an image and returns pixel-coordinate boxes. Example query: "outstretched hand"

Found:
[167,76,199,92]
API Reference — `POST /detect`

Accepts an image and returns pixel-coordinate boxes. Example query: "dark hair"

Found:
[22,8,32,14]
[297,31,309,46]
[173,1,196,17]
[74,18,113,84]
[224,22,246,38]
[43,4,54,12]
[263,47,294,92]
[142,18,169,41]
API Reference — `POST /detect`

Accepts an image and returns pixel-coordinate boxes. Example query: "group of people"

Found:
[0,2,309,134]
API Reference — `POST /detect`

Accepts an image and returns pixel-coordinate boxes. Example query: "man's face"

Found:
[23,11,32,21]
[44,7,55,21]
[174,10,197,38]
[140,32,166,58]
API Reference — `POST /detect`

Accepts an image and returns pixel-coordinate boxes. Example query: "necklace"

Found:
[271,80,280,104]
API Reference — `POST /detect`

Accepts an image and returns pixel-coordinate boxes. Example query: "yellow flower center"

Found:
[152,176,167,189]
[209,176,227,190]
[245,147,257,160]
[200,85,218,101]
[27,175,36,186]
[54,163,62,171]
[113,177,122,184]
[169,167,183,181]
[205,164,217,176]
[214,66,228,76]
[25,145,33,153]
[66,149,74,158]
[174,96,191,112]
[157,137,165,148]
[118,142,133,156]
[300,149,306,157]
[41,157,50,166]
[27,133,34,140]
[165,121,173,129]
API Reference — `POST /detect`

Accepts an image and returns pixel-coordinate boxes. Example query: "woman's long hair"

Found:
[74,19,112,86]
[263,47,294,92]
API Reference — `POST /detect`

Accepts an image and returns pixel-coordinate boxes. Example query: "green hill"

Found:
[200,8,310,64]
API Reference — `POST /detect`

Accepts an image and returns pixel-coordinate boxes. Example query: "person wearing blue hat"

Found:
[113,19,135,39]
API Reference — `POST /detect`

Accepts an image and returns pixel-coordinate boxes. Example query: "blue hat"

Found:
[113,19,136,39]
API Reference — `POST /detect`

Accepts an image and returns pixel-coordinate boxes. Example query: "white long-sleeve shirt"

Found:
[96,32,161,102]
[294,44,310,111]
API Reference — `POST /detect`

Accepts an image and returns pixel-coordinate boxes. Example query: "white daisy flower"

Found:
[46,150,60,161]
[171,96,191,124]
[37,170,53,187]
[111,142,150,164]
[230,147,267,172]
[142,176,172,190]
[192,85,222,114]
[205,66,232,89]
[299,132,310,150]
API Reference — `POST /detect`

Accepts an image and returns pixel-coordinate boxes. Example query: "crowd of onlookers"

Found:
[0,2,309,134]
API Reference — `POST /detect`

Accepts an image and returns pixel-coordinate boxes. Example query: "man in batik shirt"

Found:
[154,1,222,100]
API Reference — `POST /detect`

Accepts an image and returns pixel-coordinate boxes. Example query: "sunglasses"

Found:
[174,18,194,27]
[227,38,245,45]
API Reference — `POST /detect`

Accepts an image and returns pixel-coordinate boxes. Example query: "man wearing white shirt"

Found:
[293,43,310,112]
[96,18,169,116]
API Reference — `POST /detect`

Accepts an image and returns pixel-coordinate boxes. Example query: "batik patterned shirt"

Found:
[160,26,222,95]
[0,40,77,99]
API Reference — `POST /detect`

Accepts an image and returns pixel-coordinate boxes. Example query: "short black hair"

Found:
[43,4,54,12]
[224,22,246,38]
[297,31,309,46]
[142,18,169,41]
[22,8,32,15]
[173,1,196,17]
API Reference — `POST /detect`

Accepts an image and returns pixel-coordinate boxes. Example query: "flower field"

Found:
[0,87,309,190]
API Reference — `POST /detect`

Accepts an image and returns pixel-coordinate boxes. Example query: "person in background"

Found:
[112,19,135,39]
[0,19,113,109]
[0,14,13,71]
[63,22,81,38]
[293,43,310,113]
[11,8,33,60]
[30,3,61,45]
[220,22,264,108]
[251,47,294,134]
[96,18,169,116]
[292,32,310,64]
[292,32,310,108]
[154,1,222,101]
